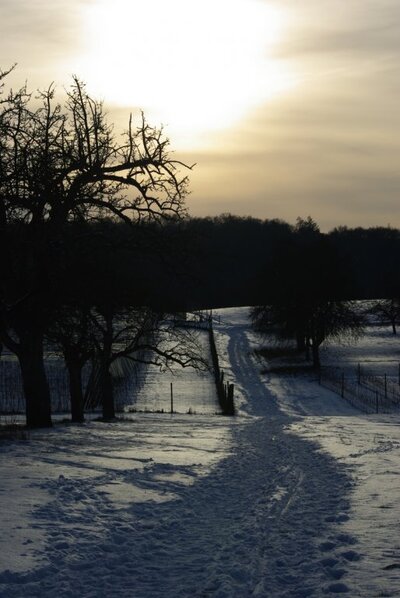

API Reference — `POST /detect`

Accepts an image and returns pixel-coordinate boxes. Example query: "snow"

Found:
[1,307,400,596]
[129,328,219,415]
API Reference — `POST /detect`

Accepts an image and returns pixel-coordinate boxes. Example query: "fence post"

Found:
[209,322,234,415]
[384,374,387,399]
[227,384,235,415]
[170,382,174,414]
[357,363,361,385]
[376,390,379,414]
[341,372,345,398]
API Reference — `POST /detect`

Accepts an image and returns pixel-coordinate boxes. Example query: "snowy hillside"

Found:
[1,307,400,596]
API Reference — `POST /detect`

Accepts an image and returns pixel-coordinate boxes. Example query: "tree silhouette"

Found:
[46,305,95,423]
[0,68,191,427]
[251,218,364,368]
[368,299,400,335]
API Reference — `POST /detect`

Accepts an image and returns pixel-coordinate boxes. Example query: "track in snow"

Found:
[0,311,361,597]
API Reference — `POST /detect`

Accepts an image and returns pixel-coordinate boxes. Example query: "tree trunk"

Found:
[311,340,320,369]
[66,359,85,423]
[18,333,52,428]
[101,364,115,420]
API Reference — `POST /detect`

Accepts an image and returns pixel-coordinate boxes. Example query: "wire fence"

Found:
[0,358,72,415]
[0,314,220,419]
[0,357,144,419]
[127,312,234,415]
[128,327,221,415]
[0,310,231,421]
[320,363,400,414]
[124,372,219,415]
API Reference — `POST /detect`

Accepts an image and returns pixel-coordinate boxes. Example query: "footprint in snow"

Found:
[320,541,336,552]
[340,550,361,562]
[324,581,350,593]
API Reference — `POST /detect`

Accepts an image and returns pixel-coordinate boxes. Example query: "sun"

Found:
[77,0,293,146]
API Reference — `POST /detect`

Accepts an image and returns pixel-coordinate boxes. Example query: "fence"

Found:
[0,358,71,415]
[128,321,227,415]
[160,311,235,416]
[209,319,235,415]
[320,364,400,414]
[172,310,213,330]
[0,356,143,417]
[0,360,25,415]
[0,312,235,418]
[125,372,219,415]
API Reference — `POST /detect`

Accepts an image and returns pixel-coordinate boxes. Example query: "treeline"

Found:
[6,214,398,315]
[158,214,400,309]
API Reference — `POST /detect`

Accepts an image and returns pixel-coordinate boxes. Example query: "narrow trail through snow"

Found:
[0,310,362,597]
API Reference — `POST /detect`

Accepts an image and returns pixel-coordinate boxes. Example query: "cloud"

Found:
[276,22,400,60]
[1,0,399,230]
[183,0,400,229]
[272,0,400,87]
[186,74,400,231]
[0,1,86,84]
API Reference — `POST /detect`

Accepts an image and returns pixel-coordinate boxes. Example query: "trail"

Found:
[0,311,360,597]
[211,313,359,596]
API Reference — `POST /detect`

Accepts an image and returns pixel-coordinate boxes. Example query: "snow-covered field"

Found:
[1,307,400,596]
[130,328,219,415]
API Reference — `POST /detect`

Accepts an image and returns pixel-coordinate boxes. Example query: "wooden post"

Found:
[227,383,235,415]
[170,382,174,414]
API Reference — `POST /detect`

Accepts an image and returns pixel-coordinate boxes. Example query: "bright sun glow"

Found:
[78,0,293,146]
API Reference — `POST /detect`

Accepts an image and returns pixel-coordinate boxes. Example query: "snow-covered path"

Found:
[206,310,359,596]
[1,308,400,596]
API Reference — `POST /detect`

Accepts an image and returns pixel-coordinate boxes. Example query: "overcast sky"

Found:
[1,0,399,230]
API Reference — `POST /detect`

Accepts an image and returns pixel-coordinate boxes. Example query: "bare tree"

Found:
[0,70,192,427]
[250,215,365,368]
[46,306,96,423]
[86,306,207,420]
[368,299,400,335]
[251,301,364,369]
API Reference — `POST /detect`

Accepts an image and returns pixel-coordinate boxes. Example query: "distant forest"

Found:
[122,214,400,310]
[23,213,397,312]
